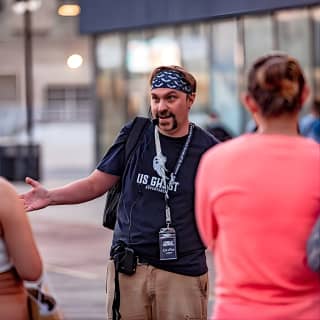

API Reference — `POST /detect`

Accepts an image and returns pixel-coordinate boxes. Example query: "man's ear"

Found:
[187,93,196,110]
[241,93,259,114]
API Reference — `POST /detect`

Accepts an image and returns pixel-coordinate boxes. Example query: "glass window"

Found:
[277,9,310,66]
[276,9,312,112]
[96,33,126,155]
[96,35,123,71]
[242,15,273,131]
[243,15,273,68]
[45,86,91,122]
[126,27,180,118]
[126,30,151,118]
[149,28,180,68]
[312,7,320,97]
[211,19,241,135]
[177,23,210,124]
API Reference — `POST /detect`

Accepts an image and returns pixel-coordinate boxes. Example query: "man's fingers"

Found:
[25,176,40,188]
[23,201,35,212]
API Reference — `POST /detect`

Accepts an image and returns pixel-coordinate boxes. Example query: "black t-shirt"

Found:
[97,120,219,276]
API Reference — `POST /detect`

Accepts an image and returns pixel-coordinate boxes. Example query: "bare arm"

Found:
[0,178,42,281]
[21,169,120,211]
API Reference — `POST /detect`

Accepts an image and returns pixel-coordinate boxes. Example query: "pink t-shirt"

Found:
[196,134,320,320]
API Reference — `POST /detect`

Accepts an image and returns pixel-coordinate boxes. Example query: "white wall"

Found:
[0,0,92,112]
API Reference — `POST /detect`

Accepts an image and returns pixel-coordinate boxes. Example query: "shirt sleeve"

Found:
[96,119,134,176]
[195,151,218,250]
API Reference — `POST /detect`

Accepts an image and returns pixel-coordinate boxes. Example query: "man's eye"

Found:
[167,96,176,101]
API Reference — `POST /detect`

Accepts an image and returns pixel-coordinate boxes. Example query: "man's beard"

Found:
[154,112,178,130]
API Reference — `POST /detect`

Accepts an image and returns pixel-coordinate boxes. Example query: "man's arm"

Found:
[21,169,119,211]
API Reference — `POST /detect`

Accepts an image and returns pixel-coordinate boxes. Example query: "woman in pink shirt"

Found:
[196,53,320,320]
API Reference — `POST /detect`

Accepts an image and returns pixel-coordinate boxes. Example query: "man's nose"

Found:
[158,99,168,112]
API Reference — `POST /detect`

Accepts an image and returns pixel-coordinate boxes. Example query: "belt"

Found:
[137,256,149,265]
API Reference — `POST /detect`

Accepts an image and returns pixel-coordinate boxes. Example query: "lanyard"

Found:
[154,123,194,227]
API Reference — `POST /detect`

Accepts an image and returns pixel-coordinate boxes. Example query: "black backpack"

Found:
[102,117,150,229]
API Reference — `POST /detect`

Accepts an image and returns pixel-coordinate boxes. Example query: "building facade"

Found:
[79,0,320,159]
[0,0,92,136]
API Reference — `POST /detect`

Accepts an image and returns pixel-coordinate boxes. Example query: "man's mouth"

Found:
[155,114,178,130]
[157,112,173,120]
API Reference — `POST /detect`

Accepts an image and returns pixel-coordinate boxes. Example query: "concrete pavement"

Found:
[15,180,110,320]
[32,220,111,320]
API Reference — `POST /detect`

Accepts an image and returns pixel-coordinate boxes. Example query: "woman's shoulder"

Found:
[0,177,17,198]
[200,134,252,161]
[0,178,21,217]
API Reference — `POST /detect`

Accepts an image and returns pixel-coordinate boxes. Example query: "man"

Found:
[206,111,234,142]
[21,65,219,319]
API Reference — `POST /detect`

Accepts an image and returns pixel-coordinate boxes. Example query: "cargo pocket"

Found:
[105,260,115,320]
[197,272,208,320]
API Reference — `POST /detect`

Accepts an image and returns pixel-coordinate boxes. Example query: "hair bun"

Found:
[256,57,299,101]
[248,53,305,117]
[280,79,299,101]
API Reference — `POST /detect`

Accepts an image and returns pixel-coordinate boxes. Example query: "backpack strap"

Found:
[124,117,150,162]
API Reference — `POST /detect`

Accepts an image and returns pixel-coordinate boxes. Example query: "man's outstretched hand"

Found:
[20,177,51,212]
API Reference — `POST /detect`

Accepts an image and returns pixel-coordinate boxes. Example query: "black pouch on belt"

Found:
[111,241,137,275]
[110,241,137,319]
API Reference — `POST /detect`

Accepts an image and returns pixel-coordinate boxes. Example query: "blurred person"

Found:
[195,53,320,320]
[21,65,219,320]
[300,96,320,143]
[0,177,42,319]
[206,111,234,142]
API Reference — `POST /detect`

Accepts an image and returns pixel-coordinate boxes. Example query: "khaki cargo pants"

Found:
[106,260,208,320]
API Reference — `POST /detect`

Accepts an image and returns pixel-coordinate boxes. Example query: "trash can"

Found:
[0,144,41,181]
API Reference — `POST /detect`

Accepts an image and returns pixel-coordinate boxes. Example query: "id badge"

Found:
[159,227,177,261]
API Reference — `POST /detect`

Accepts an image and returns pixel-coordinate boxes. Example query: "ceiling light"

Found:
[58,4,80,16]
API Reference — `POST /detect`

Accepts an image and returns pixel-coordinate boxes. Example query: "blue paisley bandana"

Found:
[151,70,193,94]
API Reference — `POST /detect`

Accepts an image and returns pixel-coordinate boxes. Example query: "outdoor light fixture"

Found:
[67,54,83,69]
[57,0,80,16]
[12,0,41,14]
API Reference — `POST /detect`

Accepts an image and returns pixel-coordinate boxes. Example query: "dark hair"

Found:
[247,53,306,117]
[149,65,197,94]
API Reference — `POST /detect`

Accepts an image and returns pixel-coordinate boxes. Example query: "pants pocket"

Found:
[105,260,115,319]
[198,272,208,298]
